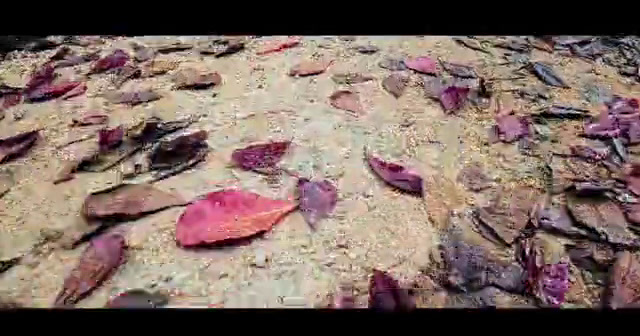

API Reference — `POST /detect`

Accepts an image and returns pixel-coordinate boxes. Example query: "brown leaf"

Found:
[155,42,193,54]
[131,42,156,62]
[82,183,187,222]
[53,140,100,184]
[175,189,297,246]
[456,162,492,192]
[140,59,179,78]
[331,73,374,85]
[147,130,209,181]
[329,90,364,114]
[382,73,408,98]
[60,82,87,100]
[256,36,301,55]
[608,251,640,309]
[173,68,222,89]
[112,65,141,88]
[54,233,126,307]
[0,130,40,164]
[289,60,333,77]
[105,289,169,308]
[200,39,245,58]
[531,194,591,238]
[104,89,161,105]
[366,152,423,196]
[70,113,108,127]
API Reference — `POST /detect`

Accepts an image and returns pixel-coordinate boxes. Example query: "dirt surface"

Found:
[1,36,640,308]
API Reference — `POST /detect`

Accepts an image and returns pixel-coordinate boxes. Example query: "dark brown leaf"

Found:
[200,39,245,58]
[329,90,365,114]
[70,113,109,127]
[104,89,161,106]
[147,130,209,181]
[105,289,169,308]
[381,73,408,98]
[54,233,126,307]
[366,152,423,196]
[289,60,332,77]
[566,241,615,275]
[566,193,640,248]
[368,269,415,311]
[331,73,374,84]
[173,68,222,89]
[456,162,492,192]
[493,38,531,53]
[440,60,477,78]
[231,141,291,174]
[297,178,338,229]
[0,130,40,164]
[608,251,640,309]
[529,62,570,88]
[534,105,591,120]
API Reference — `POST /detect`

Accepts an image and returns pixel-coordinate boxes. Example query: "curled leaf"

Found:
[529,62,570,88]
[231,141,290,174]
[368,269,415,311]
[329,90,365,114]
[439,86,470,113]
[106,289,169,308]
[54,233,126,307]
[382,73,408,98]
[175,189,297,246]
[173,68,222,90]
[256,36,301,55]
[289,60,333,77]
[404,56,438,75]
[0,130,40,164]
[366,152,423,196]
[90,49,129,74]
[297,178,338,229]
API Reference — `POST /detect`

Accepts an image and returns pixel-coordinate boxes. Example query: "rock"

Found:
[608,251,640,309]
[252,249,268,268]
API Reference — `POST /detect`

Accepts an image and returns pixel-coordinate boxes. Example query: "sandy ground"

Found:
[1,36,639,308]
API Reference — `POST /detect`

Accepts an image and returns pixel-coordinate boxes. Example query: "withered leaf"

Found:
[175,189,297,246]
[140,59,179,78]
[155,42,193,54]
[366,152,423,196]
[70,113,108,127]
[381,73,408,98]
[566,241,615,274]
[331,73,374,84]
[147,131,209,181]
[173,68,222,89]
[329,90,365,114]
[24,63,56,92]
[131,43,156,62]
[256,36,301,55]
[452,37,492,54]
[112,65,141,88]
[105,289,169,308]
[231,141,291,175]
[90,49,129,74]
[0,130,40,164]
[439,86,470,114]
[25,81,83,102]
[493,37,531,53]
[82,183,187,222]
[352,45,379,54]
[378,57,407,71]
[369,269,415,311]
[608,251,640,309]
[1,93,23,113]
[456,162,492,192]
[200,39,245,58]
[531,195,590,238]
[440,60,477,78]
[529,62,570,88]
[61,82,87,100]
[98,126,124,151]
[289,60,332,77]
[566,193,640,248]
[404,56,438,75]
[53,141,99,184]
[104,89,161,106]
[297,178,338,229]
[534,105,591,120]
[54,233,126,307]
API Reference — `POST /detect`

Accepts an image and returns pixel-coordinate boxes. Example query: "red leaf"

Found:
[25,63,56,92]
[404,56,438,75]
[98,126,124,151]
[329,90,365,114]
[70,113,108,127]
[91,49,130,74]
[289,60,333,77]
[60,82,87,100]
[26,81,82,102]
[439,86,470,113]
[256,36,301,55]
[297,178,338,229]
[54,233,126,307]
[175,189,298,246]
[366,153,423,196]
[231,141,291,174]
[368,269,415,311]
[1,93,23,111]
[0,130,40,164]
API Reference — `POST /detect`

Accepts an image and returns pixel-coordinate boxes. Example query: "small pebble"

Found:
[281,296,307,307]
[252,249,268,268]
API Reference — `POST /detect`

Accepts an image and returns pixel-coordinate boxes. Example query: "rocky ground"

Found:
[1,36,640,309]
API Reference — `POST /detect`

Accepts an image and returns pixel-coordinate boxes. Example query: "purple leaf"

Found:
[366,153,423,196]
[91,49,129,74]
[536,263,570,306]
[404,56,438,75]
[494,114,531,143]
[98,126,124,151]
[231,141,291,174]
[368,269,415,311]
[297,178,338,229]
[439,86,470,113]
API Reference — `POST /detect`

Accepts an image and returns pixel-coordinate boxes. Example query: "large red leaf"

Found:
[25,81,83,102]
[91,49,130,74]
[404,56,438,75]
[175,189,298,247]
[54,233,126,307]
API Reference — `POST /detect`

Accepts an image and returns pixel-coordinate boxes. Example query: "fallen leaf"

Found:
[82,183,187,222]
[381,73,408,98]
[569,145,610,163]
[366,152,423,196]
[329,90,365,114]
[452,37,492,54]
[529,62,570,88]
[297,178,338,229]
[518,235,570,307]
[70,113,108,127]
[131,43,155,62]
[175,189,297,246]
[200,39,245,57]
[147,130,209,181]
[1,93,23,113]
[608,251,640,309]
[112,65,141,88]
[422,76,448,99]
[0,83,23,97]
[289,60,332,77]
[494,114,531,143]
[368,269,415,311]
[155,42,193,54]
[456,162,492,192]
[105,289,169,308]
[173,68,222,89]
[54,233,126,307]
[378,57,407,71]
[404,56,438,75]
[24,63,56,92]
[439,86,470,113]
[0,256,20,274]
[140,59,179,78]
[493,38,531,53]
[530,195,590,238]
[60,82,87,100]
[352,45,379,54]
[53,141,99,184]
[98,126,124,151]
[231,141,291,174]
[331,73,374,84]
[535,105,591,120]
[440,61,477,78]
[0,130,40,164]
[50,46,72,61]
[104,89,161,105]
[256,36,301,55]
[25,81,83,102]
[90,49,129,74]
